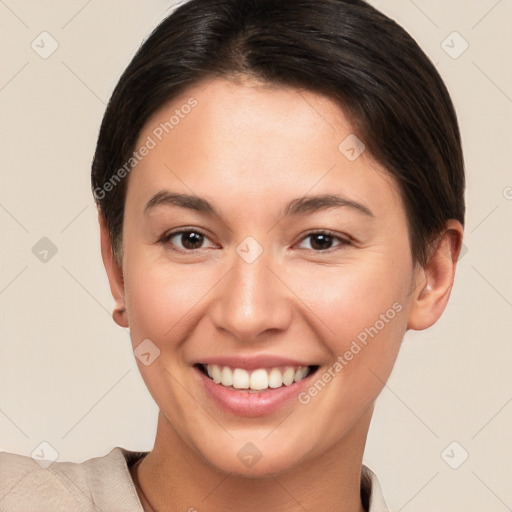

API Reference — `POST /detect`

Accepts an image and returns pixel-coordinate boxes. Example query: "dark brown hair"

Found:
[91,0,465,266]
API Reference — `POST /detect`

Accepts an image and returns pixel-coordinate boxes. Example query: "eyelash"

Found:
[160,228,352,253]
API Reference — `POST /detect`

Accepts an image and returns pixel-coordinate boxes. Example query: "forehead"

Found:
[126,77,403,221]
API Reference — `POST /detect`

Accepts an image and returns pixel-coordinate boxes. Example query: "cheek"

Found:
[124,262,213,341]
[289,257,409,346]
[122,261,215,406]
[290,263,409,430]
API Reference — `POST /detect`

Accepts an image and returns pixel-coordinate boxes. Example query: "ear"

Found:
[98,210,128,328]
[407,219,464,331]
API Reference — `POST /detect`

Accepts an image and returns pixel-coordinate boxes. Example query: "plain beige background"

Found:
[0,1,511,510]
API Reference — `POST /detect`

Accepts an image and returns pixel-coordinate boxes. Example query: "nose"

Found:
[209,247,293,342]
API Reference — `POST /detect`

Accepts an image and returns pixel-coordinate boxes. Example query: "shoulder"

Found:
[0,446,147,512]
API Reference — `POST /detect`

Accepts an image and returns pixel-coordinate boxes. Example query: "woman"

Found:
[0,0,465,510]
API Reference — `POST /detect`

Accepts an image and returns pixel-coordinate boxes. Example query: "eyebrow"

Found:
[284,194,374,217]
[144,190,374,218]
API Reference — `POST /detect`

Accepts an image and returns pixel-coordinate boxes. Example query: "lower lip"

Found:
[195,366,313,417]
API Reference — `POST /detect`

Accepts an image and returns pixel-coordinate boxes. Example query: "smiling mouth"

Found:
[196,363,320,392]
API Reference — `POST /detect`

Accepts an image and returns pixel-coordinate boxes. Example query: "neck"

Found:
[132,409,372,512]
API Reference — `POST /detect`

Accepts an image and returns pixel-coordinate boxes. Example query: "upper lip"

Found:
[196,355,315,371]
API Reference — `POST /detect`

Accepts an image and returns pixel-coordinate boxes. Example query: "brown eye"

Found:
[297,231,350,252]
[162,229,216,251]
[310,233,334,250]
[179,231,204,249]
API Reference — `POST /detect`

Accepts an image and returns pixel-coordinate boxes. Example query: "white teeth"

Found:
[250,369,269,390]
[211,365,222,384]
[294,366,309,382]
[268,368,283,388]
[221,366,233,387]
[282,367,295,386]
[232,368,250,389]
[203,364,312,391]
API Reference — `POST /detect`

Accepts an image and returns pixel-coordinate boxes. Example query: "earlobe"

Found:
[407,220,464,331]
[98,210,129,328]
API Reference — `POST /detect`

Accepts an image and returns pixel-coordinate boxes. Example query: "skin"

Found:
[99,76,463,511]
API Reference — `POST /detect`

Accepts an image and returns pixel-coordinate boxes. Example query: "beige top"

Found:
[0,447,390,511]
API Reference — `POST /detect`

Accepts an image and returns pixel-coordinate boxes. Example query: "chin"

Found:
[193,436,309,478]
[210,451,299,478]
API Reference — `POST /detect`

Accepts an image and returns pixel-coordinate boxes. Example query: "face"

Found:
[113,77,420,476]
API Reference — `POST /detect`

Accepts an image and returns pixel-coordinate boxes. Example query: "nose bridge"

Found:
[210,242,291,340]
